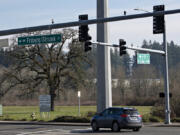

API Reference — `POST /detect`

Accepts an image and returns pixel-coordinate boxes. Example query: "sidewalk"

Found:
[144,122,180,127]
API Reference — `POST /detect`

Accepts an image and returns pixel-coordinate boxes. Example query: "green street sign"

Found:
[137,53,150,64]
[18,34,61,45]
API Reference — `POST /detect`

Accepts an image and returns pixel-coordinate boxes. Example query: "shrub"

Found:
[52,116,90,123]
[86,111,96,117]
[151,101,177,119]
[21,118,27,121]
[171,117,180,122]
[171,98,180,117]
[142,114,150,122]
[150,105,165,119]
[149,116,162,122]
[127,97,158,106]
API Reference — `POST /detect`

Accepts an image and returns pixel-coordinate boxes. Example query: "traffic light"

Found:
[159,92,172,98]
[85,41,92,52]
[153,5,165,34]
[159,92,165,98]
[119,39,126,56]
[79,14,91,42]
[79,14,92,52]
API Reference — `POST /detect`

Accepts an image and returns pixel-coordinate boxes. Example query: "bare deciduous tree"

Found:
[0,29,89,111]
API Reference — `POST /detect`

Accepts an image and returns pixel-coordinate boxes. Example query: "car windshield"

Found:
[123,109,139,115]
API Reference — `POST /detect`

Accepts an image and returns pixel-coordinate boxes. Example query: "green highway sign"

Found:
[137,53,150,64]
[18,34,61,45]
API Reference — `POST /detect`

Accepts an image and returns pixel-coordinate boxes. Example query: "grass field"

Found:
[0,106,152,121]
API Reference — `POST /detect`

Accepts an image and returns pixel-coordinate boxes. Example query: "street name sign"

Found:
[39,95,51,112]
[137,53,150,64]
[18,34,61,45]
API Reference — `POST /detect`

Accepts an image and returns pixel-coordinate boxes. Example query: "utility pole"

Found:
[97,0,112,113]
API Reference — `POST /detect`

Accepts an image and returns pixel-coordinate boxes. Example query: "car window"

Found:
[109,109,113,115]
[113,108,122,115]
[123,109,139,115]
[101,109,109,116]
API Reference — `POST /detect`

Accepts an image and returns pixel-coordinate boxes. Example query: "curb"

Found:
[144,122,180,127]
[0,121,90,126]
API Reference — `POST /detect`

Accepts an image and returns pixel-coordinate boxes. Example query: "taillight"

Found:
[121,114,128,117]
[138,115,142,117]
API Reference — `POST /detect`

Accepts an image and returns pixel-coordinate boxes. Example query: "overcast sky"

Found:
[0,0,180,50]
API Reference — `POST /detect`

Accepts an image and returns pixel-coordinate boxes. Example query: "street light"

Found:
[50,19,54,34]
[134,8,151,13]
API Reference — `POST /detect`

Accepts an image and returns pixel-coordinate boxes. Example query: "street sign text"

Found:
[39,95,51,112]
[137,53,150,64]
[18,34,61,45]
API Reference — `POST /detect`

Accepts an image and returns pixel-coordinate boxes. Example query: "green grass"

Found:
[0,106,152,121]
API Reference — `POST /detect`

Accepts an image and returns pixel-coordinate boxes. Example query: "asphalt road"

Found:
[0,123,180,135]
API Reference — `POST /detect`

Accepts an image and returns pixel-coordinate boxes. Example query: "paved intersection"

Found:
[0,122,180,135]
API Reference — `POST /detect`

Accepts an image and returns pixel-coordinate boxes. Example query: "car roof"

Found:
[107,107,137,110]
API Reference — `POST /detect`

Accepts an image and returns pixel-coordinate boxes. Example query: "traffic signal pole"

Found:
[153,5,170,124]
[97,0,112,113]
[163,20,171,124]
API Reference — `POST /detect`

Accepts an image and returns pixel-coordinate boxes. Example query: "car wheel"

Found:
[91,121,99,132]
[133,128,140,132]
[112,122,120,132]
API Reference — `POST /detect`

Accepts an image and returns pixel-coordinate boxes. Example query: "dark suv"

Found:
[91,107,142,132]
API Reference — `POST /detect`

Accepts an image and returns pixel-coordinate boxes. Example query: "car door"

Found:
[105,108,114,127]
[97,109,110,128]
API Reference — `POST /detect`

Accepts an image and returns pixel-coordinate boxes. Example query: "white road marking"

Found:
[16,128,91,135]
[17,129,69,135]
